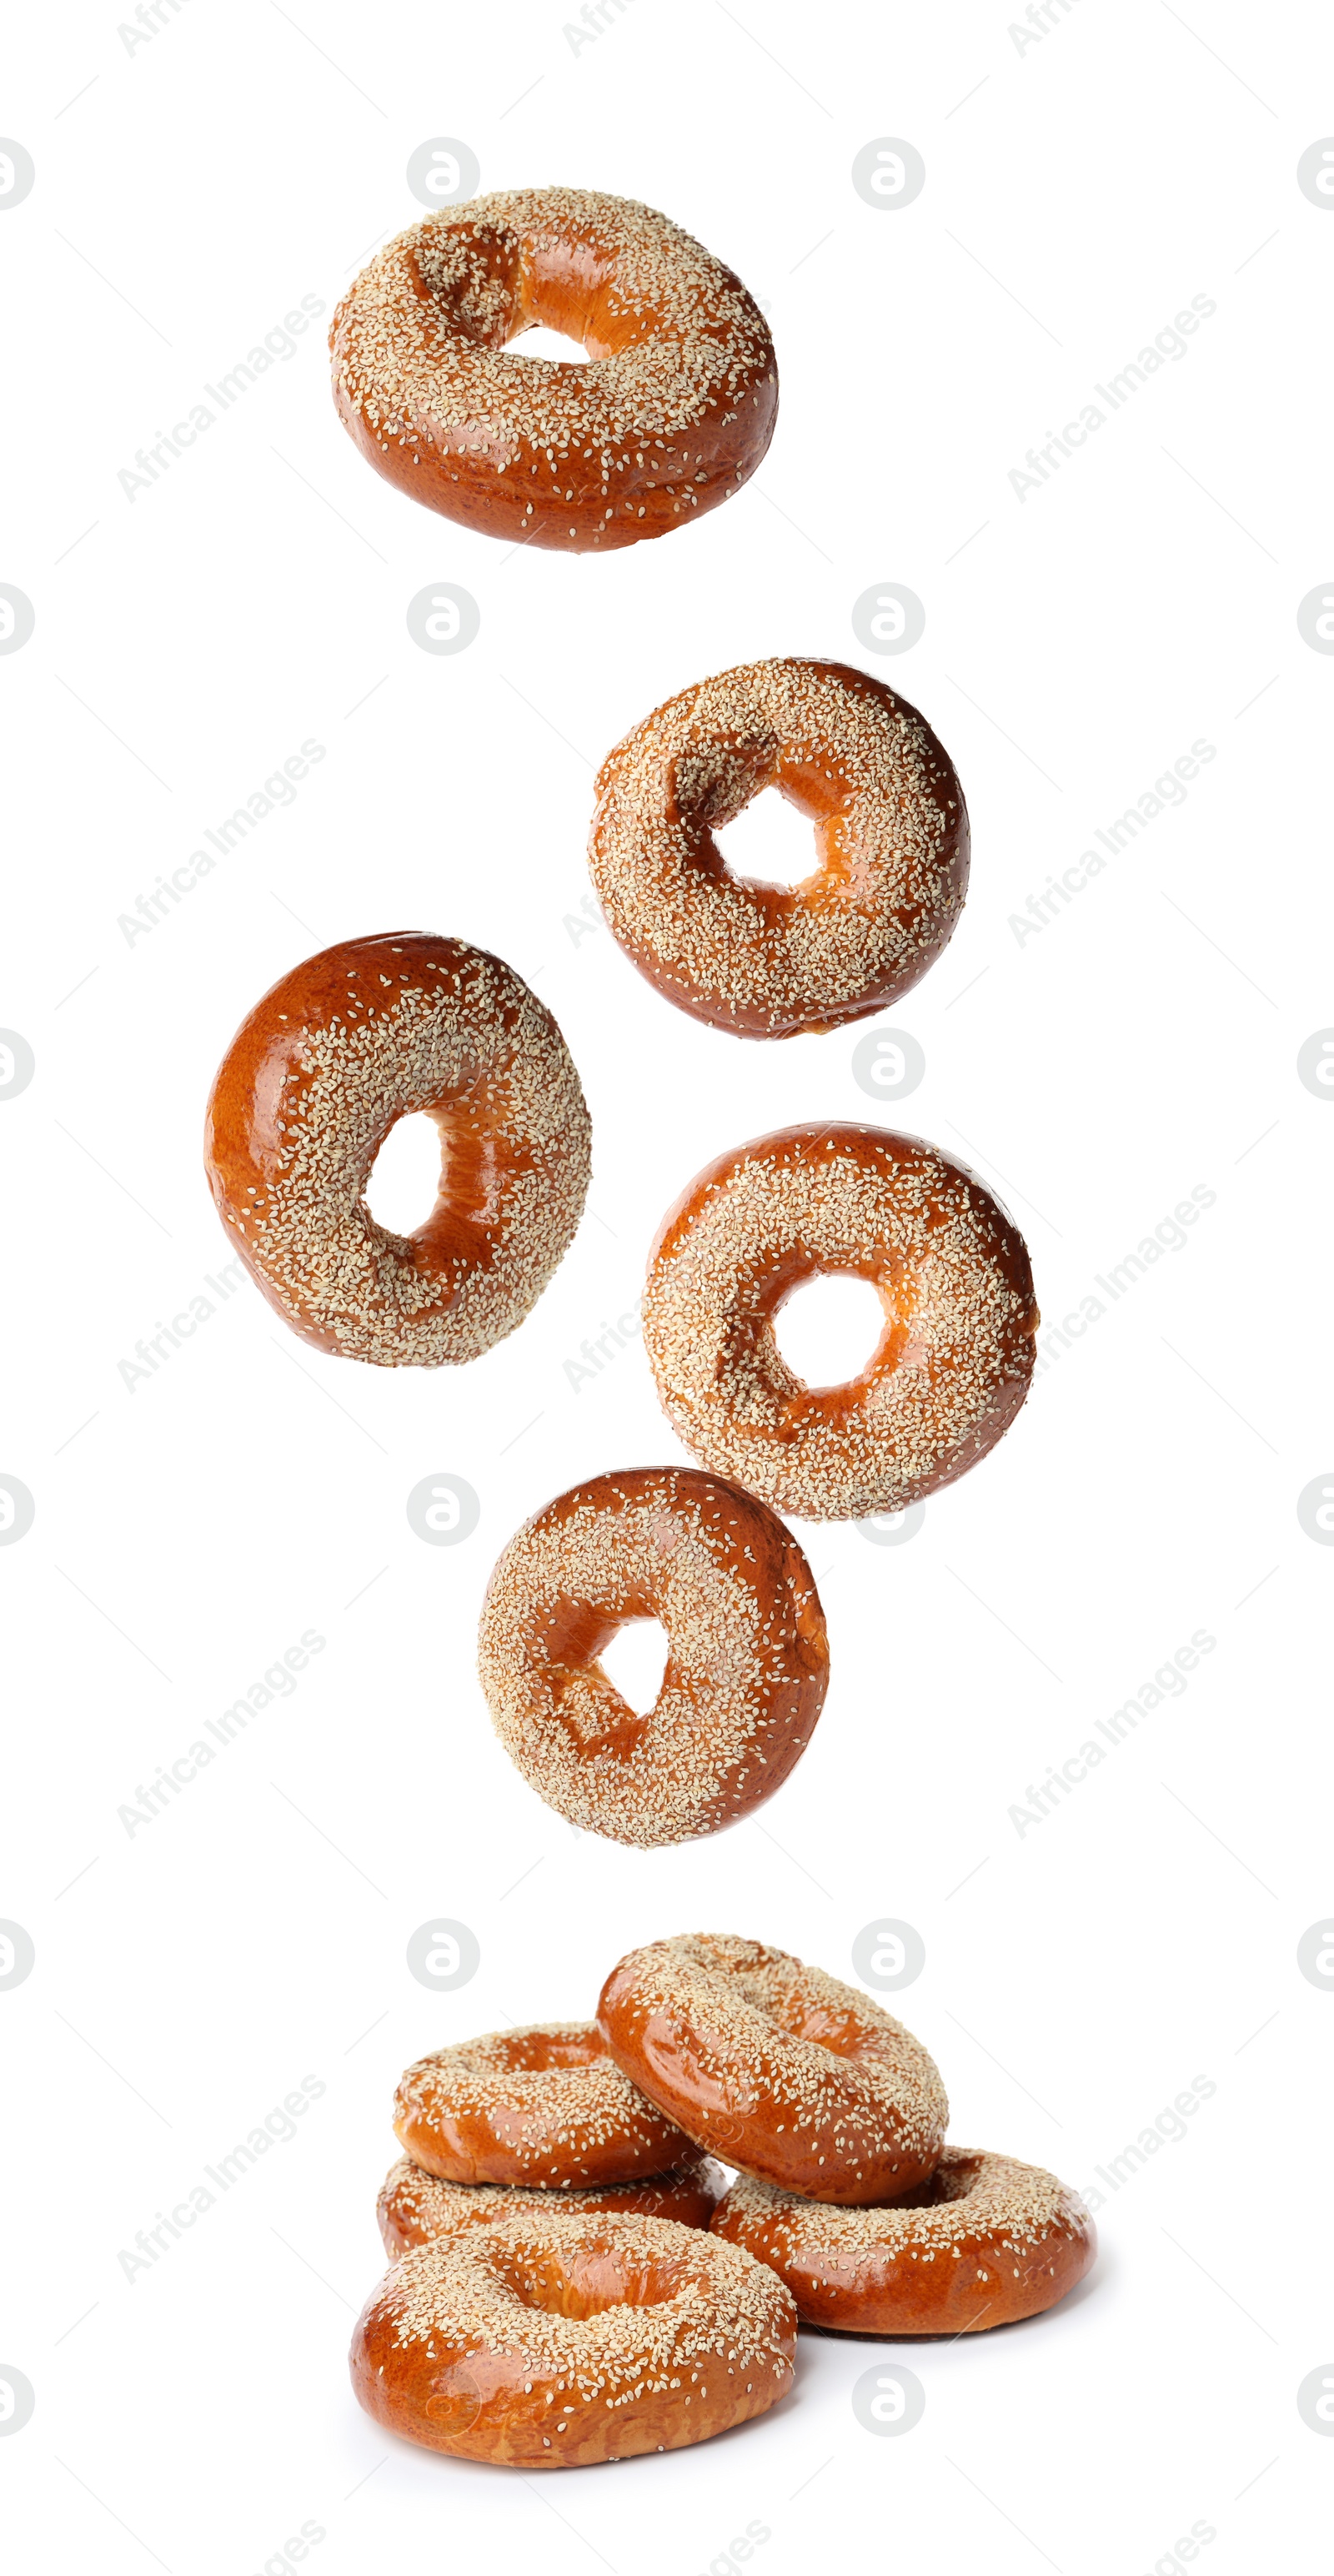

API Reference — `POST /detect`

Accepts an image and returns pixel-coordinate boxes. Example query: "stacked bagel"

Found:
[351,1932,1095,2468]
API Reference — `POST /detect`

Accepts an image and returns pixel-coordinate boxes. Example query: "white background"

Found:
[3,3,1331,2571]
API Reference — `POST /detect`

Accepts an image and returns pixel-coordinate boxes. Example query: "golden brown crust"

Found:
[349,2211,797,2466]
[710,2150,1097,2335]
[589,659,968,1037]
[203,931,590,1367]
[376,2152,728,2258]
[477,1466,829,1848]
[330,188,776,551]
[393,2022,695,2188]
[598,1936,947,2204]
[643,1122,1037,1519]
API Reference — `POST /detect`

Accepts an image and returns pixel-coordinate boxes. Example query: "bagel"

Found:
[642,1122,1037,1518]
[589,659,967,1036]
[204,931,589,1367]
[349,2210,797,2465]
[330,188,776,550]
[598,1935,947,2203]
[393,2021,694,2187]
[710,2148,1096,2335]
[477,1465,829,1847]
[376,2150,726,2258]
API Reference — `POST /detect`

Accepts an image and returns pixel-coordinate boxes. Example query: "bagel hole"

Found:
[773,1274,886,1389]
[499,2247,685,2319]
[598,1619,670,1716]
[507,323,589,364]
[716,787,819,891]
[364,1112,441,1234]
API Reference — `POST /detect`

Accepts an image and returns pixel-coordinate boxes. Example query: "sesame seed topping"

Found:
[589,659,968,1036]
[329,189,776,551]
[477,1467,829,1847]
[642,1122,1037,1519]
[718,2148,1089,2259]
[711,2147,1096,2331]
[599,1935,948,2200]
[377,2151,725,2254]
[350,2211,796,2463]
[394,2021,695,2187]
[205,931,590,1368]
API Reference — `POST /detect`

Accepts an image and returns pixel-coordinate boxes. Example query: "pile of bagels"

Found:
[351,1933,1096,2470]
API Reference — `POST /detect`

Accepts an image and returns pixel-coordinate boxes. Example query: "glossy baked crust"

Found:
[643,1122,1037,1519]
[330,188,776,551]
[598,1935,947,2204]
[376,2150,727,2257]
[203,931,589,1367]
[589,660,968,1036]
[477,1466,829,1847]
[393,2022,695,2189]
[710,2148,1096,2335]
[349,2211,797,2465]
